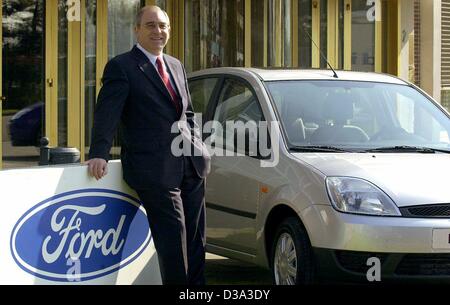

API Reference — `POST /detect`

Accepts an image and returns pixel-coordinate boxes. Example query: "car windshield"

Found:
[265,80,450,152]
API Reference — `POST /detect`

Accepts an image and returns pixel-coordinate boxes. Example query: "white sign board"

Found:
[0,161,161,285]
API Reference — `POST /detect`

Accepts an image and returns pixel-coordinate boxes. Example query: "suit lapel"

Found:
[131,46,172,101]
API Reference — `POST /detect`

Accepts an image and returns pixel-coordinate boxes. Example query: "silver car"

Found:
[188,68,450,284]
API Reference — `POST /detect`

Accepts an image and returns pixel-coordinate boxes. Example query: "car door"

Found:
[204,76,267,256]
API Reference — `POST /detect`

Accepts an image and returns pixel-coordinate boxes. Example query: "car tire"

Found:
[271,217,315,285]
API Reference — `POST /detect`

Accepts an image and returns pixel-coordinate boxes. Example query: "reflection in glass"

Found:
[268,0,275,65]
[351,0,375,71]
[298,0,312,68]
[266,80,450,149]
[212,79,262,150]
[188,78,219,117]
[185,0,245,72]
[251,0,265,67]
[155,0,166,10]
[283,0,292,67]
[2,0,45,169]
[381,0,388,73]
[320,0,327,68]
[268,0,292,67]
[85,0,96,158]
[108,0,141,59]
[251,0,291,68]
[338,0,344,69]
[107,0,142,159]
[58,1,68,147]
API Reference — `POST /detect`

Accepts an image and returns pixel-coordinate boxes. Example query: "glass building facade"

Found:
[0,0,410,169]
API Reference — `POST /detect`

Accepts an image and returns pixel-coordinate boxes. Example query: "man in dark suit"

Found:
[86,5,210,285]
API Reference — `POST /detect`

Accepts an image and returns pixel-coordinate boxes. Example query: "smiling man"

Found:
[86,5,210,285]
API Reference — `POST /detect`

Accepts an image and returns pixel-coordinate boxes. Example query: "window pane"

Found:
[320,0,327,68]
[188,78,219,116]
[268,0,275,65]
[251,0,265,67]
[108,0,140,59]
[298,0,312,68]
[85,0,96,160]
[392,92,450,143]
[283,0,292,67]
[266,80,450,149]
[107,0,142,159]
[214,80,260,123]
[267,0,291,67]
[185,0,245,72]
[58,1,68,147]
[155,0,166,10]
[212,79,262,152]
[2,0,45,169]
[338,0,344,69]
[351,0,375,71]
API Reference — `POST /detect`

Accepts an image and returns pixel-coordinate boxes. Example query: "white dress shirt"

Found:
[136,43,177,91]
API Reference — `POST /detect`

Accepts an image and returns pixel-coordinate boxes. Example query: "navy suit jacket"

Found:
[89,46,210,189]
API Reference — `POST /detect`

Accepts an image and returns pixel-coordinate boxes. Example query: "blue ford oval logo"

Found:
[10,189,151,282]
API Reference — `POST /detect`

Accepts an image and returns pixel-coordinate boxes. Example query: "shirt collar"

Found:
[136,43,163,67]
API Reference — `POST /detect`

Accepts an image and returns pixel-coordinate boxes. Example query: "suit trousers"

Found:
[136,156,206,285]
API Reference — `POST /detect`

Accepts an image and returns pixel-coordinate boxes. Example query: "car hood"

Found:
[292,153,450,207]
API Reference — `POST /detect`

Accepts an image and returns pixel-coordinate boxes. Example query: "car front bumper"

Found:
[302,205,450,253]
[313,248,450,282]
[302,205,450,281]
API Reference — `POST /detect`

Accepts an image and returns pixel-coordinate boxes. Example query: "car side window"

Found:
[210,78,265,154]
[391,92,450,143]
[188,77,219,116]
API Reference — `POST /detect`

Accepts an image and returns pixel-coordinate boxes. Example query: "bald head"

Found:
[136,5,170,27]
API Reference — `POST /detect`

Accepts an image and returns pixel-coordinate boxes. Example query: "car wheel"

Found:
[271,217,315,285]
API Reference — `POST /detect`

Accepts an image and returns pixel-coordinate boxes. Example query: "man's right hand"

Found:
[85,158,108,180]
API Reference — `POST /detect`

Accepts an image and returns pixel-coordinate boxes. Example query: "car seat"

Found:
[310,92,369,144]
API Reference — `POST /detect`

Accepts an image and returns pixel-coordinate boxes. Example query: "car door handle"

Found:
[1,96,5,102]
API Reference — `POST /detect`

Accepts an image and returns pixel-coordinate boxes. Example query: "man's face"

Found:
[135,8,170,55]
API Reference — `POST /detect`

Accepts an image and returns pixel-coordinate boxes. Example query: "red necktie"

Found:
[156,56,181,115]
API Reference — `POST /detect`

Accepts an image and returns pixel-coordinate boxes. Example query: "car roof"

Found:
[188,67,408,85]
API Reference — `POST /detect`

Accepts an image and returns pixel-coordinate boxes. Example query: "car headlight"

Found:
[326,177,400,216]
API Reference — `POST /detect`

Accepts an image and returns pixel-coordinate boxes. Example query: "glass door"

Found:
[1,0,45,169]
[105,0,142,160]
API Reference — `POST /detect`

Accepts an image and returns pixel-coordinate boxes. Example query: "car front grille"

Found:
[400,204,450,218]
[335,251,388,274]
[395,254,450,276]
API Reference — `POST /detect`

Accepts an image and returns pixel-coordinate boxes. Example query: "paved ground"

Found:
[2,116,8,141]
[1,141,40,169]
[2,115,40,169]
[205,253,272,285]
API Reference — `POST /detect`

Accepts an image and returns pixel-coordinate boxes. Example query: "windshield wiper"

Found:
[361,145,450,154]
[290,145,350,153]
